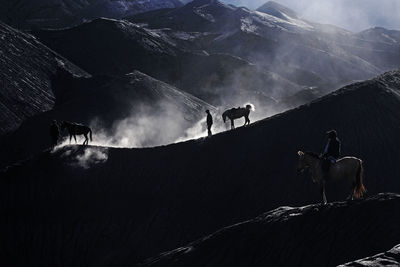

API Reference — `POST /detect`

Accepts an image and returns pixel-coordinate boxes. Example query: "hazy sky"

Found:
[220,0,400,32]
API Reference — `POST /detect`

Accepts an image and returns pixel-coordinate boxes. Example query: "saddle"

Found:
[322,156,336,172]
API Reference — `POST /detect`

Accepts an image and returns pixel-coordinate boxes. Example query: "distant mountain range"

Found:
[130,0,400,89]
[0,0,183,29]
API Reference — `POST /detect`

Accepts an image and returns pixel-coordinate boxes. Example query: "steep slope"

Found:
[143,194,400,267]
[0,21,88,136]
[0,0,183,29]
[0,70,215,168]
[130,0,400,90]
[1,71,400,266]
[339,244,400,266]
[34,18,299,105]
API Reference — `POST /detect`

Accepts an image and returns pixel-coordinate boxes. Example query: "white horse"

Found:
[297,151,366,204]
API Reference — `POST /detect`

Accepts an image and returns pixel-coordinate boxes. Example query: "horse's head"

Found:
[297,151,308,174]
[245,104,255,111]
[222,112,227,123]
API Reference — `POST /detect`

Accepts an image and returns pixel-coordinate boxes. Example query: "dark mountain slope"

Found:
[0,21,88,136]
[0,0,183,29]
[144,194,400,267]
[34,18,299,104]
[1,71,400,266]
[339,243,400,266]
[0,70,215,168]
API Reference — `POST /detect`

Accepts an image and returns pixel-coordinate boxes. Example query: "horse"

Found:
[61,121,93,145]
[222,104,253,129]
[297,151,366,205]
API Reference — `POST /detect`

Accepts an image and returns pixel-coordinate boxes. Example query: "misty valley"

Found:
[1,0,400,266]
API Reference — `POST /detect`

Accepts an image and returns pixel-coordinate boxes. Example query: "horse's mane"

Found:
[305,151,320,159]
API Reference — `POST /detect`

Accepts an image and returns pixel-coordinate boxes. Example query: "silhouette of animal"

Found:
[222,104,253,129]
[297,151,366,204]
[61,121,92,145]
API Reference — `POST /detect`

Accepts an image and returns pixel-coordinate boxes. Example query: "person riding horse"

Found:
[322,130,341,173]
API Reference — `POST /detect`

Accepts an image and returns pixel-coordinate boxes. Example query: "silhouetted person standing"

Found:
[322,130,341,172]
[206,110,213,137]
[50,120,60,147]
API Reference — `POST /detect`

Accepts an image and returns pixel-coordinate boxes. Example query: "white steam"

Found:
[54,145,109,169]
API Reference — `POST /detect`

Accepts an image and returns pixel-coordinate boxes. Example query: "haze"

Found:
[220,0,400,32]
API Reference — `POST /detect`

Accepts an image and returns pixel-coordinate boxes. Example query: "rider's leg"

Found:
[321,180,327,204]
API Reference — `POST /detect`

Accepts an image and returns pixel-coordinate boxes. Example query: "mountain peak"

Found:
[256,1,298,20]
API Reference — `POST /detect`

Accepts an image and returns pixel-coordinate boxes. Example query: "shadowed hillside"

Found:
[33,18,299,105]
[0,21,88,135]
[143,193,400,267]
[1,70,400,266]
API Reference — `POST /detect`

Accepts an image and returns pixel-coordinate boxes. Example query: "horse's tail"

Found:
[89,128,93,142]
[354,160,366,199]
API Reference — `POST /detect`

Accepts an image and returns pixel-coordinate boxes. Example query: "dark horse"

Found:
[222,104,253,129]
[61,121,92,145]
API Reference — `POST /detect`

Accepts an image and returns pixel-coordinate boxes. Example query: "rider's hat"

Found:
[206,110,210,113]
[326,130,337,138]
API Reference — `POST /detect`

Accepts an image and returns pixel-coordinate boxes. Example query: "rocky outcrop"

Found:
[339,244,400,266]
[143,194,400,267]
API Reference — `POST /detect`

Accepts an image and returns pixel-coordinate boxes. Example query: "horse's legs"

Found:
[245,116,250,126]
[73,134,77,144]
[231,119,235,130]
[83,134,88,145]
[69,134,72,144]
[347,182,356,201]
[320,180,327,205]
